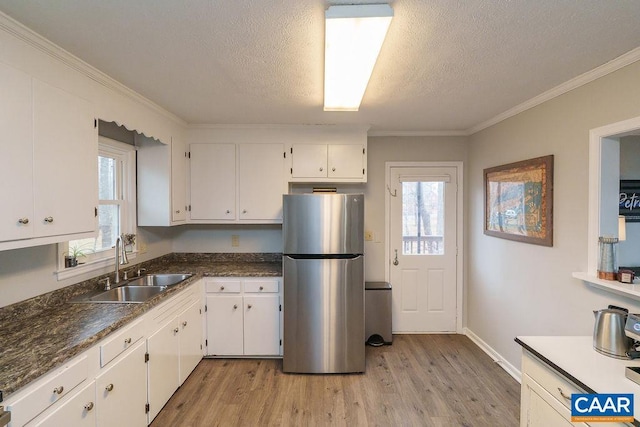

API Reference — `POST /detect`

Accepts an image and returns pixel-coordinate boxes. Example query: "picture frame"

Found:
[484,155,554,246]
[620,180,640,222]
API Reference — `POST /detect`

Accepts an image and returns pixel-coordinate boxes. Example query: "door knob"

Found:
[393,249,399,266]
[105,383,114,392]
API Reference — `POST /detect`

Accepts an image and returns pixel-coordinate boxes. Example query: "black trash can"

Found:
[365,281,392,346]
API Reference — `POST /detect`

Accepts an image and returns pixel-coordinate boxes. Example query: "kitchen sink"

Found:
[126,273,192,287]
[86,285,167,303]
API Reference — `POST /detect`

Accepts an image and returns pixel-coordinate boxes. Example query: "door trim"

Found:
[385,161,464,333]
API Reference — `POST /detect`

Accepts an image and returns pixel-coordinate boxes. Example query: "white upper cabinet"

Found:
[189,143,286,223]
[0,62,34,242]
[290,143,366,182]
[32,79,97,238]
[137,135,188,226]
[0,64,98,250]
[238,143,285,221]
[190,143,236,221]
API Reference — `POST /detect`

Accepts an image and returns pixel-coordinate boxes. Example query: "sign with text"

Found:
[571,393,634,422]
[620,180,640,222]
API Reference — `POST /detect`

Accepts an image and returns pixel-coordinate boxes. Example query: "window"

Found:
[59,136,136,271]
[402,181,445,255]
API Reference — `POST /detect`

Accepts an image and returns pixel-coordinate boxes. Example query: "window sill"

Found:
[56,251,138,281]
[572,271,640,301]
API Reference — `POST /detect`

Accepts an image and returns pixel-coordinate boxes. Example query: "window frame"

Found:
[56,136,137,279]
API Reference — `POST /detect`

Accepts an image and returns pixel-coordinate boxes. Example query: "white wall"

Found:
[171,225,282,253]
[467,60,640,371]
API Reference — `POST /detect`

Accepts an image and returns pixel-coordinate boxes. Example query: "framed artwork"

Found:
[484,155,554,246]
[620,180,640,222]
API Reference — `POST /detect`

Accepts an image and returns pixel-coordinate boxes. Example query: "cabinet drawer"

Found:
[523,351,584,410]
[100,318,144,367]
[7,355,88,426]
[244,279,279,293]
[205,280,241,293]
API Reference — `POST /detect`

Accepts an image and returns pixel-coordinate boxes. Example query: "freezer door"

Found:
[283,255,365,373]
[283,194,364,255]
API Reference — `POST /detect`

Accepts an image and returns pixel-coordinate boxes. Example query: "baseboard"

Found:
[464,327,522,383]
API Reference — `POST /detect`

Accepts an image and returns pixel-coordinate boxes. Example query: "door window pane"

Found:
[402,181,444,255]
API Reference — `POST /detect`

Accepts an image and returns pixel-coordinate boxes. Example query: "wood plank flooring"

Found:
[151,335,520,426]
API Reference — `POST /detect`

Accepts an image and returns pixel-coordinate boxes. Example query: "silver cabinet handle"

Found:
[319,167,323,172]
[226,210,231,214]
[332,167,336,172]
[53,386,64,394]
[220,285,225,291]
[124,337,132,344]
[84,402,94,411]
[557,387,571,401]
[44,216,54,223]
[233,304,238,309]
[393,249,399,266]
[242,209,247,214]
[247,304,252,309]
[18,218,29,224]
[182,321,187,327]
[105,383,114,392]
[174,327,179,334]
[259,286,264,291]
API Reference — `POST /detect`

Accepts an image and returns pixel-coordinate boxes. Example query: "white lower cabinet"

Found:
[147,291,203,422]
[205,278,281,357]
[29,381,97,427]
[520,352,589,427]
[95,341,147,427]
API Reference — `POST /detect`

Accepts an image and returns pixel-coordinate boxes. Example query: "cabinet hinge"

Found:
[283,151,286,158]
[290,147,293,154]
[363,168,365,175]
[280,339,282,346]
[95,207,98,217]
[94,119,97,128]
[279,304,282,312]
[363,148,365,155]
[188,151,191,159]
[185,151,187,158]
[205,339,208,346]
[144,352,149,363]
[205,304,207,312]
[199,308,202,314]
[145,403,150,414]
[200,344,202,350]
[188,205,192,212]
[290,168,293,175]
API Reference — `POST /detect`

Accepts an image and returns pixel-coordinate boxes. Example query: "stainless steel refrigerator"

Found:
[282,193,365,373]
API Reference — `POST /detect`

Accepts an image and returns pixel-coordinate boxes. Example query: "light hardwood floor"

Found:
[151,335,520,426]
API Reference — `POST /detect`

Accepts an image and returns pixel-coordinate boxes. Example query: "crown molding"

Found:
[188,123,371,132]
[467,46,640,135]
[368,130,468,137]
[0,11,187,127]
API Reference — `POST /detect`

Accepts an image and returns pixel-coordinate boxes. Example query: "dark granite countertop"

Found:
[0,253,281,401]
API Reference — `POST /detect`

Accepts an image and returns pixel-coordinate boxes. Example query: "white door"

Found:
[190,143,236,220]
[389,166,458,332]
[243,294,280,355]
[178,300,203,384]
[328,144,364,179]
[238,143,285,221]
[206,294,244,355]
[291,144,327,178]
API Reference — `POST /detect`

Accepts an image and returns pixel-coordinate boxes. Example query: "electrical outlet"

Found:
[139,242,148,254]
[364,230,374,241]
[231,235,240,247]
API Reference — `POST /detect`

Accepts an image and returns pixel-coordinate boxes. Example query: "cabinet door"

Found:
[521,374,586,427]
[291,144,327,178]
[243,294,280,356]
[206,295,244,355]
[171,136,187,222]
[178,300,203,384]
[95,341,147,427]
[190,143,236,220]
[31,381,96,427]
[32,79,97,238]
[0,62,34,242]
[147,319,180,422]
[238,143,285,221]
[328,144,364,179]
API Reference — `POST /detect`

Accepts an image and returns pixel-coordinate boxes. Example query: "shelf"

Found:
[573,271,640,301]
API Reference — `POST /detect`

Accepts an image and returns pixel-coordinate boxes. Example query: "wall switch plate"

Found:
[364,230,374,241]
[231,235,240,247]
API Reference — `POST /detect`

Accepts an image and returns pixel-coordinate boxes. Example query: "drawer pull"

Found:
[182,321,188,327]
[558,387,571,401]
[44,216,54,223]
[124,337,132,344]
[174,327,179,334]
[247,304,252,309]
[220,286,225,291]
[105,383,114,392]
[18,218,29,224]
[259,286,264,291]
[53,386,64,395]
[84,402,94,411]
[233,304,238,309]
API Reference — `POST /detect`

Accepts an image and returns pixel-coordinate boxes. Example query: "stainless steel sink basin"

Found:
[87,286,167,303]
[126,273,192,287]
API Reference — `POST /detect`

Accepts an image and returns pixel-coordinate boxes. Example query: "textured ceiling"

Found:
[1,0,640,132]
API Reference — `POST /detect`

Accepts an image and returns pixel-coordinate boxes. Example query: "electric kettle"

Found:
[593,305,634,359]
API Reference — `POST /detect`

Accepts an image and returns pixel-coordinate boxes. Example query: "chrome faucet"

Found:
[114,235,129,284]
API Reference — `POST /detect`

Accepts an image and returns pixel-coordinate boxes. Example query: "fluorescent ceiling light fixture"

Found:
[324,4,393,111]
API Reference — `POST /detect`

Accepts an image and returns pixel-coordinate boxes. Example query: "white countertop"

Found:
[517,336,640,423]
